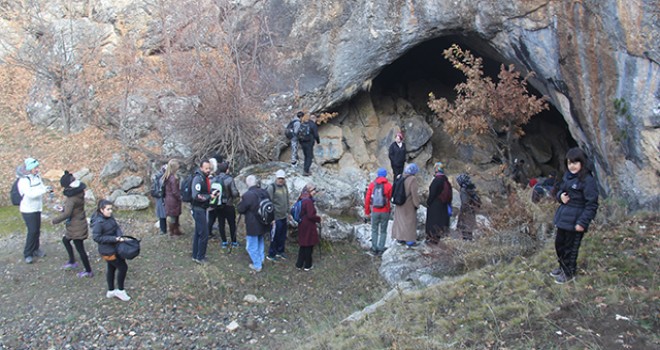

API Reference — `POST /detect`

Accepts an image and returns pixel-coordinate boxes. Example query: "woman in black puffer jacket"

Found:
[92,200,131,301]
[550,148,599,284]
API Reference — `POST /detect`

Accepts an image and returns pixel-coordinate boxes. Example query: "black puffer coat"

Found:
[91,212,124,256]
[553,171,599,231]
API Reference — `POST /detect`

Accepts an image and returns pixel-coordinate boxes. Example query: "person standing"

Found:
[298,113,320,176]
[266,169,290,261]
[191,160,218,264]
[364,168,393,256]
[426,162,452,244]
[237,175,271,272]
[388,132,407,181]
[456,173,481,241]
[295,184,321,271]
[91,200,131,301]
[17,157,53,264]
[154,164,167,235]
[52,171,93,277]
[163,159,183,237]
[211,161,240,248]
[551,147,599,284]
[290,111,303,166]
[391,163,421,247]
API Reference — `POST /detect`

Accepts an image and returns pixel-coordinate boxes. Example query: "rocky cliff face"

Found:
[4,0,658,209]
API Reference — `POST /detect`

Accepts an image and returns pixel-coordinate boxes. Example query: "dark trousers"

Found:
[268,218,287,257]
[192,207,209,260]
[209,205,237,243]
[555,228,585,277]
[106,258,128,291]
[21,212,41,258]
[392,165,404,181]
[296,245,314,269]
[62,237,92,272]
[159,218,167,234]
[301,142,314,173]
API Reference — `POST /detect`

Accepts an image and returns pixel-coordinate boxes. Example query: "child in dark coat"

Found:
[551,148,599,284]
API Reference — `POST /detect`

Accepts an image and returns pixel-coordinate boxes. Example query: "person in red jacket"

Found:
[364,168,393,256]
[295,183,321,271]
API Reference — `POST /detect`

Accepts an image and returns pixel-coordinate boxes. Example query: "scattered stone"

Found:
[226,321,239,332]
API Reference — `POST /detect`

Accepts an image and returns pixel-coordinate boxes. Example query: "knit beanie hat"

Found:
[377,168,387,178]
[24,158,39,171]
[60,171,75,188]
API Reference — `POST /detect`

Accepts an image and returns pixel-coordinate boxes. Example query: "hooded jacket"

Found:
[553,171,599,231]
[91,212,124,256]
[16,165,48,213]
[52,183,88,240]
[364,176,393,215]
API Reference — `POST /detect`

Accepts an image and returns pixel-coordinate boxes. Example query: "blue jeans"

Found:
[246,234,265,269]
[191,207,209,260]
[371,212,389,251]
[268,218,288,257]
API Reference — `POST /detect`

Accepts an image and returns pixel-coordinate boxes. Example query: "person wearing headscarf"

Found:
[17,157,53,264]
[388,132,407,181]
[425,162,452,244]
[295,183,321,270]
[391,163,421,247]
[456,173,481,241]
[52,171,93,277]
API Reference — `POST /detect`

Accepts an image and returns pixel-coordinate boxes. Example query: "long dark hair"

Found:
[565,147,590,180]
[96,199,113,214]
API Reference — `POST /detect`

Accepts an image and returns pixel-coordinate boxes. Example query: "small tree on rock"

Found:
[428,44,549,170]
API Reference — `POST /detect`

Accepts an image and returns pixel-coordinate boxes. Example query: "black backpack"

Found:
[10,178,25,206]
[371,182,386,208]
[297,122,312,142]
[256,191,275,225]
[391,176,407,205]
[284,120,298,139]
[180,173,195,203]
[150,172,165,198]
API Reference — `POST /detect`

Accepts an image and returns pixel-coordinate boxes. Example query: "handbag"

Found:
[117,236,141,260]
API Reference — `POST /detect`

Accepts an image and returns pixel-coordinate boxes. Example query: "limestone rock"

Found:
[314,124,344,164]
[113,195,150,210]
[120,176,144,192]
[100,154,125,182]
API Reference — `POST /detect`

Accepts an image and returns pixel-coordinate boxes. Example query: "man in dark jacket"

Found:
[209,161,240,248]
[237,175,271,272]
[298,113,320,176]
[191,160,218,265]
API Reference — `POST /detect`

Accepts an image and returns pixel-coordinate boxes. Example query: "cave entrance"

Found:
[368,35,577,177]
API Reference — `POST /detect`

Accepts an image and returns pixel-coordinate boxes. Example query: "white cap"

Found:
[275,169,286,178]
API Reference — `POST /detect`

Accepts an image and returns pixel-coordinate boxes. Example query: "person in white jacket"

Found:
[17,158,53,264]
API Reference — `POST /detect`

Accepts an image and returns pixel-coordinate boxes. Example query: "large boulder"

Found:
[100,154,126,182]
[113,194,150,210]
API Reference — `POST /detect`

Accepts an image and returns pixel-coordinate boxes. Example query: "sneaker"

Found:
[554,272,574,285]
[396,240,406,246]
[77,271,93,278]
[249,264,262,272]
[304,266,314,271]
[114,289,131,301]
[221,241,228,249]
[33,249,46,258]
[62,262,79,270]
[25,256,33,264]
[549,267,563,278]
[231,242,239,248]
[194,258,209,265]
[406,242,419,248]
[266,255,279,262]
[291,160,297,166]
[106,290,115,299]
[276,253,288,260]
[366,249,378,257]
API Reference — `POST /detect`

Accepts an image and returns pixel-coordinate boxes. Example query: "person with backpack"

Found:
[52,171,93,278]
[152,164,167,235]
[266,169,290,262]
[295,183,321,271]
[391,163,421,248]
[550,147,599,284]
[426,162,452,244]
[163,159,183,237]
[364,168,393,256]
[388,132,407,181]
[16,158,53,264]
[286,111,303,166]
[237,175,272,272]
[209,161,240,248]
[456,173,481,241]
[298,113,320,176]
[91,200,131,301]
[191,160,219,265]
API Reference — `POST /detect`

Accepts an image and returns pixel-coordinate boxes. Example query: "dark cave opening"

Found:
[370,35,578,177]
